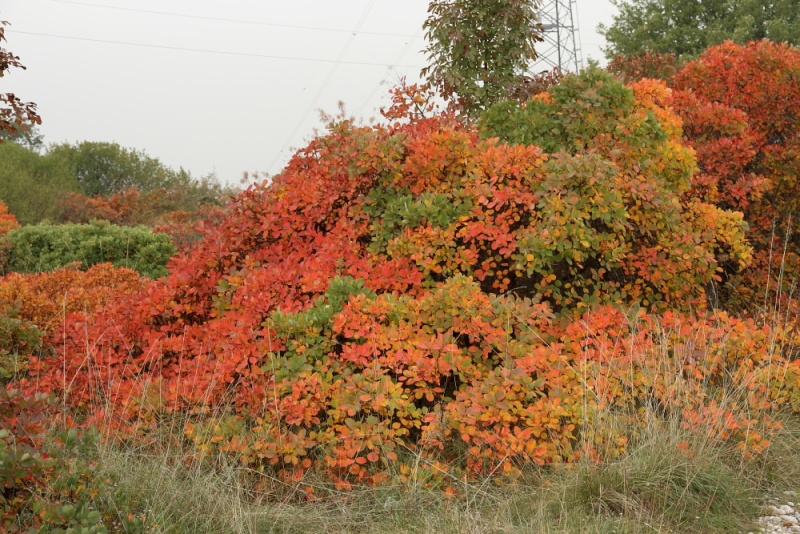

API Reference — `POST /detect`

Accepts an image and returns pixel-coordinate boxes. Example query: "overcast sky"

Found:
[2,0,617,186]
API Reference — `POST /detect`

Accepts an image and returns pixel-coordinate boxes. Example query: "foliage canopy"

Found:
[47,141,193,197]
[611,40,800,312]
[421,0,543,113]
[1,221,176,278]
[600,0,800,58]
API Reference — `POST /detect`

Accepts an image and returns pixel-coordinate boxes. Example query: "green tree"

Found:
[730,0,800,45]
[600,0,800,59]
[421,0,543,114]
[0,143,80,225]
[47,141,193,197]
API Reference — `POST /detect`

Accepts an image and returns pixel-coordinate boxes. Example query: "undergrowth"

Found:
[31,404,799,533]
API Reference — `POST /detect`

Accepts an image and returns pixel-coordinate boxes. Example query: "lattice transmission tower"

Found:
[530,0,583,74]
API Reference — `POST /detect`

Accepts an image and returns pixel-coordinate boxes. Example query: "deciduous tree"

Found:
[600,0,800,59]
[47,141,193,197]
[0,21,41,140]
[421,0,543,114]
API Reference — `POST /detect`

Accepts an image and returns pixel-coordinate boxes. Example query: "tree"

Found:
[600,0,800,59]
[0,142,79,224]
[47,141,193,197]
[0,21,41,140]
[728,0,800,45]
[421,0,543,114]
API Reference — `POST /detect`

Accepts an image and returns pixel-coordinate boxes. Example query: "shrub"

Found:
[0,392,145,533]
[0,201,18,237]
[0,263,145,337]
[0,264,148,531]
[0,221,176,278]
[479,68,751,311]
[57,181,236,228]
[0,387,57,529]
[19,69,787,488]
[0,316,40,383]
[669,41,800,313]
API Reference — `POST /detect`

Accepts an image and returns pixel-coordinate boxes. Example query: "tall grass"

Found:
[62,407,800,533]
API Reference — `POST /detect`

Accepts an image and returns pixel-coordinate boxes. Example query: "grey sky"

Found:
[2,0,616,186]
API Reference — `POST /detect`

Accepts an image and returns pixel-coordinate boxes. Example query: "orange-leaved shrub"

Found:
[671,41,800,314]
[0,263,146,337]
[480,68,751,311]
[0,264,146,530]
[0,201,18,237]
[609,41,800,314]
[17,68,799,488]
[0,201,19,277]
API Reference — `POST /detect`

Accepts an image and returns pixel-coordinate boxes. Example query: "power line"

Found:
[46,0,418,39]
[266,0,378,175]
[8,29,423,68]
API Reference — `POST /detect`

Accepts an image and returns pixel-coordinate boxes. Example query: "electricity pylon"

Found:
[530,0,583,74]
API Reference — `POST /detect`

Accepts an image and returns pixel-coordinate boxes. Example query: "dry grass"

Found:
[69,404,800,533]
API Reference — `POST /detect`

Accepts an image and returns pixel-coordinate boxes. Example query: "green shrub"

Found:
[0,221,176,278]
[1,400,148,534]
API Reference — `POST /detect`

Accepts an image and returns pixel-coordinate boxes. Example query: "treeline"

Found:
[0,136,237,225]
[0,133,239,277]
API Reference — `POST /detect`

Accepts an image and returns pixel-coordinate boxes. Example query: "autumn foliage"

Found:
[0,263,145,337]
[675,42,800,297]
[0,264,146,530]
[612,41,800,313]
[0,202,18,237]
[9,65,798,492]
[480,69,751,311]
